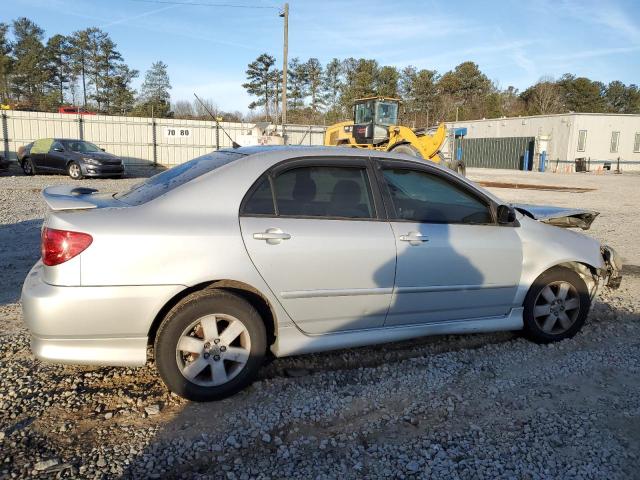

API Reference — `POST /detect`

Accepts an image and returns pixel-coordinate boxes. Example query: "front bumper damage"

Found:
[600,245,622,289]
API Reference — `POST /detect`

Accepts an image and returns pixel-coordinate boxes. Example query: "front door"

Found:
[379,164,523,326]
[46,140,68,172]
[240,160,397,335]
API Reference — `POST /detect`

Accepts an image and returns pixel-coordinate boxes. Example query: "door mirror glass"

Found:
[497,204,516,224]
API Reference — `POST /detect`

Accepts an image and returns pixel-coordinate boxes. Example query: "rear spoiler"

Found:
[42,185,99,211]
[514,204,599,230]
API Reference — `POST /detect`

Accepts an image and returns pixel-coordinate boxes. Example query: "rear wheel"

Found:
[154,289,267,401]
[67,161,83,180]
[22,158,35,176]
[523,267,590,343]
[391,143,422,158]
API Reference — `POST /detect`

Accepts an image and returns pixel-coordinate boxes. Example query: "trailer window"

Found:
[577,130,587,152]
[610,131,620,153]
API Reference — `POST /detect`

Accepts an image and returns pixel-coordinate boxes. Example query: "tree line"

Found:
[0,17,172,117]
[243,53,640,126]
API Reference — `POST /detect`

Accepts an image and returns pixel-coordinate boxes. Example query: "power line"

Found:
[129,0,278,9]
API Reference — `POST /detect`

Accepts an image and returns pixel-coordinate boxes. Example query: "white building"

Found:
[447,113,640,170]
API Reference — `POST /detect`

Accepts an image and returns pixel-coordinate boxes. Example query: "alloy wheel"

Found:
[175,314,251,387]
[533,281,581,334]
[69,163,81,178]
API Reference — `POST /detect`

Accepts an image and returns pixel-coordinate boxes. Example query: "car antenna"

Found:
[193,93,241,149]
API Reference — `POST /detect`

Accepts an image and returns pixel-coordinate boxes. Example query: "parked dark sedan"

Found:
[20,138,124,179]
[0,153,9,172]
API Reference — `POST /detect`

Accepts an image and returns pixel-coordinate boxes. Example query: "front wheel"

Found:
[67,161,83,180]
[523,267,590,343]
[22,158,35,176]
[154,290,267,401]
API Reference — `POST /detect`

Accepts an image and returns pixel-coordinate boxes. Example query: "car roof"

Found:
[225,145,443,168]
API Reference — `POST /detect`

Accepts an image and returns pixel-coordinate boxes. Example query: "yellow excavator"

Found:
[324,97,465,175]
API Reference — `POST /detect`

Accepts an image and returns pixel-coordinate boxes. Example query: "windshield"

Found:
[62,140,102,153]
[115,150,245,205]
[376,101,398,126]
[354,101,374,124]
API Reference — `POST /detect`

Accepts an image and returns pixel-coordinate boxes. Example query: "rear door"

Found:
[30,138,53,170]
[240,157,397,335]
[378,161,523,326]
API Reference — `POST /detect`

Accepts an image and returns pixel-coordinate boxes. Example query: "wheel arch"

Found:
[528,261,600,300]
[147,280,277,349]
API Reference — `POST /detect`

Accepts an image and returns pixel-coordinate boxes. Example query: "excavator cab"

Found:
[352,97,400,145]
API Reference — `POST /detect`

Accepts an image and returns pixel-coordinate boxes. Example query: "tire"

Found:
[22,158,35,176]
[67,161,83,180]
[391,143,422,158]
[154,289,267,401]
[523,267,591,344]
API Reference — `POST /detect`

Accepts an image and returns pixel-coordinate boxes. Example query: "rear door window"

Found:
[116,151,244,205]
[273,166,375,219]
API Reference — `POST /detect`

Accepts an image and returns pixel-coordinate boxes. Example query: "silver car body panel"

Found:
[22,146,616,366]
[240,216,396,334]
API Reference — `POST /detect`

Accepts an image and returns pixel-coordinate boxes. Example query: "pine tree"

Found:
[376,66,399,98]
[287,57,308,110]
[0,23,12,104]
[44,34,70,106]
[306,58,323,115]
[137,61,172,117]
[242,53,276,121]
[11,18,48,110]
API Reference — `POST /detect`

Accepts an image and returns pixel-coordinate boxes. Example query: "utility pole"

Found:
[280,3,288,142]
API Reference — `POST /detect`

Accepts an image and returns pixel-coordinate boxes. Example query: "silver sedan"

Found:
[22,146,622,401]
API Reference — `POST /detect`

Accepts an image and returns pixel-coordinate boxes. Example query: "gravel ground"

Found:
[0,165,638,479]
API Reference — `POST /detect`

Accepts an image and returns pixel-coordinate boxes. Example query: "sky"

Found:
[3,0,640,113]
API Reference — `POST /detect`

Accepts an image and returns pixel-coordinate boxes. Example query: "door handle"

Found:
[253,228,291,245]
[399,231,429,246]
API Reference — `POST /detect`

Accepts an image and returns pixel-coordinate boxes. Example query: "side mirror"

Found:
[53,147,64,152]
[497,204,516,224]
[100,148,105,151]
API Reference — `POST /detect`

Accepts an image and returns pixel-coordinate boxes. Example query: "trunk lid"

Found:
[42,185,124,211]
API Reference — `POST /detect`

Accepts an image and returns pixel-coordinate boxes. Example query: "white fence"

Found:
[0,110,327,166]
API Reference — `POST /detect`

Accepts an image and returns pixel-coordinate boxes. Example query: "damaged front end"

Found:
[600,245,623,290]
[515,204,599,230]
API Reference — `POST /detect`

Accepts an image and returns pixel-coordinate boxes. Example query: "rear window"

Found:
[116,151,244,205]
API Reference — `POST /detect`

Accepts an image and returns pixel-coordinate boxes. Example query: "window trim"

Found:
[577,130,587,152]
[239,156,385,222]
[374,159,500,226]
[610,131,620,153]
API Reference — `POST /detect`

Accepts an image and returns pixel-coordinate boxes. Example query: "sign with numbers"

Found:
[164,127,192,138]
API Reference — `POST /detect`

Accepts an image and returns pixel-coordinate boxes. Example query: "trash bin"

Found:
[575,158,587,172]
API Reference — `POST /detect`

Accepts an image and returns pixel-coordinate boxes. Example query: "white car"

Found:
[22,147,622,401]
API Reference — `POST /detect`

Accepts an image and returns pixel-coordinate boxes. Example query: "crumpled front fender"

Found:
[601,245,623,289]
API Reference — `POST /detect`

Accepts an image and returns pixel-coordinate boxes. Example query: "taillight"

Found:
[41,227,93,266]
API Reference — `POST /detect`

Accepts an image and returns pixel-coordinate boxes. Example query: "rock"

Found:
[96,456,107,468]
[285,368,310,378]
[34,459,58,471]
[145,404,160,416]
